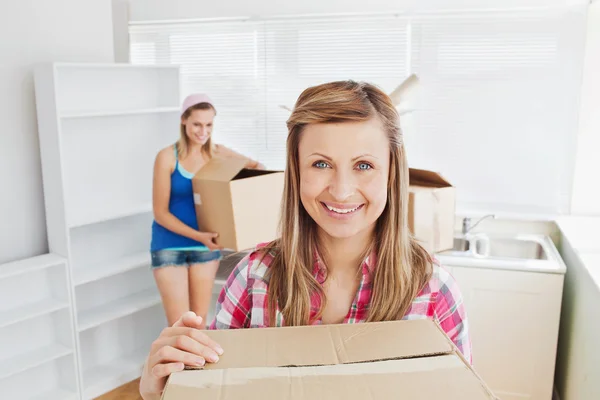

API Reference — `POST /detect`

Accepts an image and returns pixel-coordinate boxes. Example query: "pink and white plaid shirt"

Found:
[208,243,472,363]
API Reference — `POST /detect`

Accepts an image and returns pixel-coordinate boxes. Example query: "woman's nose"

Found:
[328,171,356,201]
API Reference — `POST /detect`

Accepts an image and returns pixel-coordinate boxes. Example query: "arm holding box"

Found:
[152,147,223,251]
[433,262,473,364]
[215,143,266,170]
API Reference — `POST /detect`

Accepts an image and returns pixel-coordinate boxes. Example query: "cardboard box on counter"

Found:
[408,168,456,253]
[161,319,497,400]
[192,156,284,252]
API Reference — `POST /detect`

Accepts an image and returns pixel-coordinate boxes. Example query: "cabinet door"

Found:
[451,267,563,400]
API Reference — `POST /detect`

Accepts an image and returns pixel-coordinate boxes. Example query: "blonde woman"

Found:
[151,93,265,328]
[141,82,470,399]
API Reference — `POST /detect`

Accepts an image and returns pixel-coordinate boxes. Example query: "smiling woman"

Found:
[149,93,265,328]
[140,81,471,400]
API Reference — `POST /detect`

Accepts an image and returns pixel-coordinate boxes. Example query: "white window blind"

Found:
[130,16,409,168]
[129,5,587,216]
[407,8,587,216]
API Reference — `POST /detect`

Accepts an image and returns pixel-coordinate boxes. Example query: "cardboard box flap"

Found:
[198,320,453,370]
[194,156,248,182]
[165,355,496,400]
[409,168,452,188]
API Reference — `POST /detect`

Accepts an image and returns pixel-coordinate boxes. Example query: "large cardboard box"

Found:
[192,156,284,252]
[161,319,497,400]
[408,168,456,253]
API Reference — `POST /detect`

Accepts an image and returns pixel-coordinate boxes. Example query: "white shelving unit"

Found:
[34,63,178,399]
[0,254,79,399]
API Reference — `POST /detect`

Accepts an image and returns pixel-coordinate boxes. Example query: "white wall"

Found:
[128,0,585,21]
[0,0,114,264]
[570,2,600,216]
[555,221,600,400]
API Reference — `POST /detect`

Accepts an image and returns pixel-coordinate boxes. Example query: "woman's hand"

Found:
[214,144,265,170]
[139,312,224,400]
[196,231,223,251]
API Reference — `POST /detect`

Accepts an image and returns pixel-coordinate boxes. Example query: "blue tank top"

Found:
[150,145,208,252]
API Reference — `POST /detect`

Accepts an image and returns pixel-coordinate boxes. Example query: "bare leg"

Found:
[153,266,190,327]
[189,260,220,329]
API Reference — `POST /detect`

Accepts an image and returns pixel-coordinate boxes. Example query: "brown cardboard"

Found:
[408,168,456,253]
[161,320,497,400]
[192,156,284,251]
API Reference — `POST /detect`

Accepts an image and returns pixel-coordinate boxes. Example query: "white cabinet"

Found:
[447,265,564,400]
[34,62,181,399]
[0,254,79,400]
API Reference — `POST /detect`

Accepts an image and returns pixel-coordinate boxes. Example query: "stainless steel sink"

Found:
[437,233,565,273]
[483,237,548,260]
[447,236,548,260]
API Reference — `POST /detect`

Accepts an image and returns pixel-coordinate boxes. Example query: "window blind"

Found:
[408,8,587,215]
[129,5,587,216]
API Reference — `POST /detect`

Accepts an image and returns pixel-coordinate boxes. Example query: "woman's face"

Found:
[298,118,390,242]
[182,108,215,146]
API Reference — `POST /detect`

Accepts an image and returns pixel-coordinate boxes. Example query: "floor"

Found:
[94,379,142,400]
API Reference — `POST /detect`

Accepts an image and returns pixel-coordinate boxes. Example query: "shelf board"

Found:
[55,62,178,70]
[0,298,69,329]
[0,343,72,380]
[30,388,79,400]
[0,254,65,280]
[74,252,150,286]
[60,106,179,119]
[69,203,152,229]
[83,346,148,399]
[214,277,226,288]
[77,288,161,332]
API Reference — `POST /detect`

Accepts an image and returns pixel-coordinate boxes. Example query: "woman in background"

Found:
[151,93,265,327]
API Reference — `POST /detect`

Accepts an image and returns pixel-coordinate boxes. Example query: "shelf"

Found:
[69,203,152,229]
[214,277,227,287]
[0,298,69,329]
[60,106,179,119]
[0,254,65,280]
[74,252,150,286]
[0,343,72,380]
[30,389,79,400]
[55,62,178,70]
[83,346,148,399]
[77,288,161,332]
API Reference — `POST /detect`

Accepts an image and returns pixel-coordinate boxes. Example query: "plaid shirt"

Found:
[209,243,472,363]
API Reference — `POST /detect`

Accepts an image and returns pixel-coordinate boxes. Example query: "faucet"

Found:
[462,214,496,235]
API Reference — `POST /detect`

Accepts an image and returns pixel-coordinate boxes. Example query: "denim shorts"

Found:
[150,249,222,268]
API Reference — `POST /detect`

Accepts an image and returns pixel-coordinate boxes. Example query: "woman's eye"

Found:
[313,161,330,169]
[356,162,372,171]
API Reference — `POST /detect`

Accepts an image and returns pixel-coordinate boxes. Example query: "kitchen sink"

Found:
[483,237,548,260]
[437,233,565,273]
[447,236,548,260]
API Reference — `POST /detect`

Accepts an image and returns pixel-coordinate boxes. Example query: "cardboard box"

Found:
[408,168,456,253]
[161,319,497,400]
[192,156,284,252]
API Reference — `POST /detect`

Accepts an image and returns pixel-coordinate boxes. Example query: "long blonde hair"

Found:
[177,102,216,160]
[264,80,433,327]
